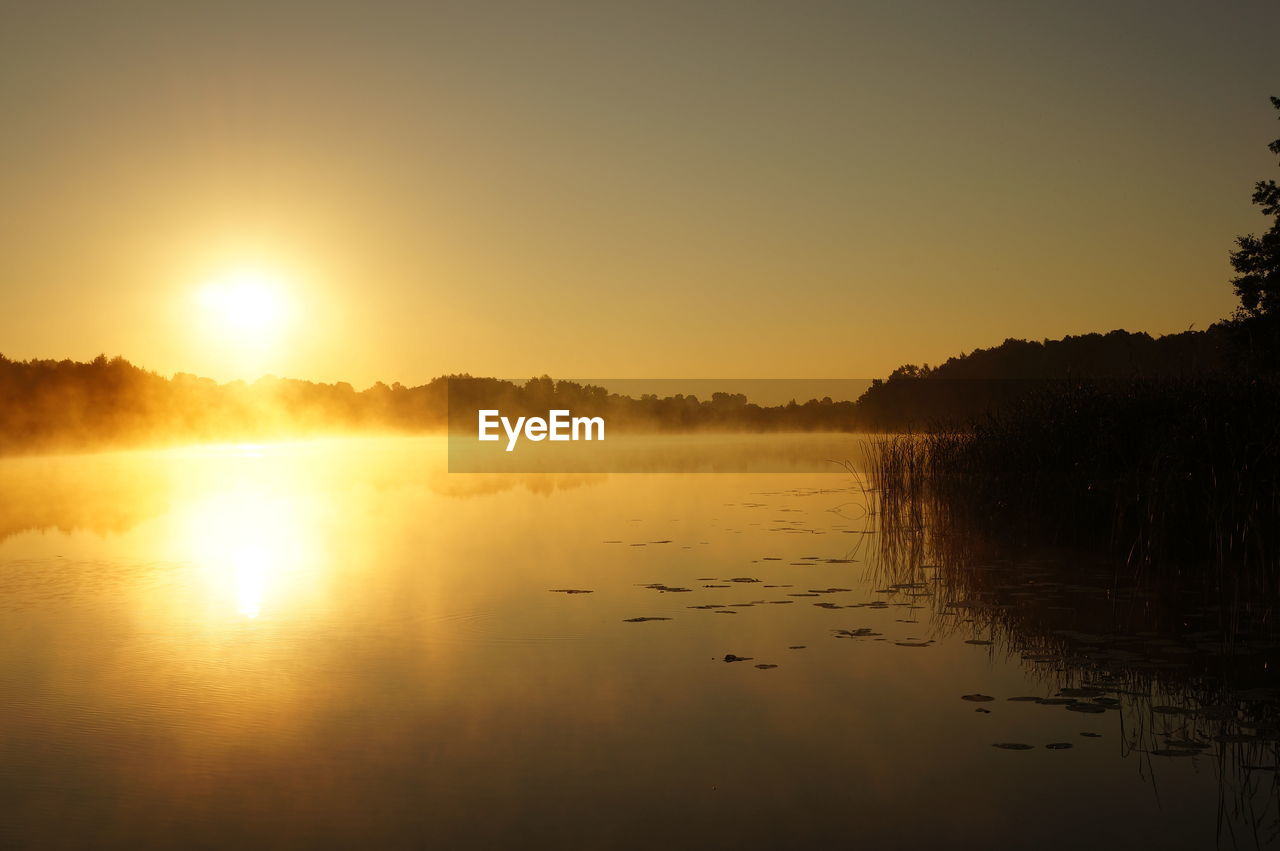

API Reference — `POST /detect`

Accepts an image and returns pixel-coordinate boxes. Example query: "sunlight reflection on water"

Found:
[0,436,1259,850]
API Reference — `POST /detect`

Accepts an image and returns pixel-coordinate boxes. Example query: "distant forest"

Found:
[0,320,1263,454]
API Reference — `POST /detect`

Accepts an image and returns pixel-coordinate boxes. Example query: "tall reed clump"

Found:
[866,375,1280,591]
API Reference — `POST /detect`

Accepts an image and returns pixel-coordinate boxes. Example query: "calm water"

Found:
[0,436,1274,849]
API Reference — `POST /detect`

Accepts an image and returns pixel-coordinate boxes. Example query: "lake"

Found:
[0,436,1273,849]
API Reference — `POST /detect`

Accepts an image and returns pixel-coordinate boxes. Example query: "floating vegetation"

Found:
[622,617,671,623]
[1165,738,1209,749]
[595,471,1280,845]
[548,589,594,594]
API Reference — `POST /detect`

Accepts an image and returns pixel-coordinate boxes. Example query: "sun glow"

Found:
[176,465,319,620]
[196,267,292,339]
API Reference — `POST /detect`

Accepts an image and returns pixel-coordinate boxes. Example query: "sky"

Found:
[1,0,1277,387]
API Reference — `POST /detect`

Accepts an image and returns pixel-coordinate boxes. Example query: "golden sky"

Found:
[1,1,1276,386]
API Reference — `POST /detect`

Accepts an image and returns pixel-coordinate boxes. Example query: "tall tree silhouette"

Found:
[1230,96,1280,318]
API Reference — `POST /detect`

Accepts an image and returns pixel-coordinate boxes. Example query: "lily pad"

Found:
[1165,738,1208,749]
[623,617,671,623]
[961,694,995,702]
[992,743,1034,750]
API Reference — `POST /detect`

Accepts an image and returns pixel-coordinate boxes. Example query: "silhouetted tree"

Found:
[1230,97,1280,318]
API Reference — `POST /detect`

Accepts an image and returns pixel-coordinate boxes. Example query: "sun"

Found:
[196,267,292,339]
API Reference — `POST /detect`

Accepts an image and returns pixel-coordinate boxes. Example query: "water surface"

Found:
[0,437,1272,849]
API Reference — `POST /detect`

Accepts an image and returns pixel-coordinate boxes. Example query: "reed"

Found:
[865,375,1280,589]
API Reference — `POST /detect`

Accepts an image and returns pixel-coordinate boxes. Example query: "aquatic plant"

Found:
[865,375,1280,588]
